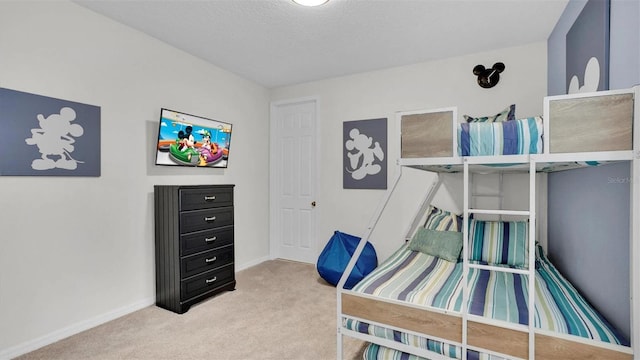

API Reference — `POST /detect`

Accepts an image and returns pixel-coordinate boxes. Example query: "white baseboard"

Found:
[1,258,269,359]
[0,297,155,360]
[235,255,270,271]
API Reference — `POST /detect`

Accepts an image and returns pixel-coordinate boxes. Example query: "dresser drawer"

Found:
[181,264,235,301]
[180,226,234,256]
[179,187,233,211]
[180,207,234,233]
[181,245,234,279]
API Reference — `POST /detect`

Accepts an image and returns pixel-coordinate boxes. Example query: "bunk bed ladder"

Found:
[470,172,504,221]
[462,160,470,360]
[527,160,536,360]
[462,159,536,360]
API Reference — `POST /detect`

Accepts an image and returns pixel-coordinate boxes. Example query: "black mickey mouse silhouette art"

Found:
[473,62,505,89]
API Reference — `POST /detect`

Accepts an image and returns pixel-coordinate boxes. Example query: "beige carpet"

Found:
[17,260,366,360]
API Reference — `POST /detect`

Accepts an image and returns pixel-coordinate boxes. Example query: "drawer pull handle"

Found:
[204,216,216,222]
[204,195,216,201]
[205,277,217,284]
[205,236,217,243]
[205,256,217,263]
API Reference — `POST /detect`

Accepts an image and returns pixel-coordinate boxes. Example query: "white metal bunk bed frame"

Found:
[336,86,640,360]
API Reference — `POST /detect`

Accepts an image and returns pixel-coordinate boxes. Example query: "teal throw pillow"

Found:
[408,228,463,262]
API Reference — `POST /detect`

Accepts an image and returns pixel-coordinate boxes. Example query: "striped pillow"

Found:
[463,104,515,123]
[468,219,529,268]
[458,116,544,156]
[424,206,462,232]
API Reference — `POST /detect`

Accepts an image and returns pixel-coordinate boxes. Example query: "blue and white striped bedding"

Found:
[458,117,543,156]
[468,220,529,268]
[344,243,628,359]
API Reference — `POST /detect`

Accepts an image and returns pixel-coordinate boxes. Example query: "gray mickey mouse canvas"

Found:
[343,118,387,189]
[0,88,101,176]
[566,0,610,94]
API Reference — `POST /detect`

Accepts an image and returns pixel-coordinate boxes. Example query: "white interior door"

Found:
[270,98,319,264]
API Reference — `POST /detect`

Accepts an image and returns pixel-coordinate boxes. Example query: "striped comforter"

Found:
[345,244,628,359]
[458,117,543,156]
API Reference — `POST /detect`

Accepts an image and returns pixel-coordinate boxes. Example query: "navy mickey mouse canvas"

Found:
[566,0,610,94]
[343,118,387,189]
[0,88,101,176]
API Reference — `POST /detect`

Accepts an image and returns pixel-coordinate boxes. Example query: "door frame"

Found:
[269,96,321,262]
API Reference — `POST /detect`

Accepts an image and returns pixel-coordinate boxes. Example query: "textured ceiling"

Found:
[74,0,569,88]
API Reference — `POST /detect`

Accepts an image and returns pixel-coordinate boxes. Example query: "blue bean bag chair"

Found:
[316,231,378,289]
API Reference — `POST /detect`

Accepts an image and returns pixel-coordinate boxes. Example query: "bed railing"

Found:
[336,164,441,358]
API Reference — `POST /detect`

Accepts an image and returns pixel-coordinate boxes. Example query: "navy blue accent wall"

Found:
[547,0,639,339]
[547,162,631,338]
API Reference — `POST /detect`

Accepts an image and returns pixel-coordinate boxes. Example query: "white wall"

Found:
[0,1,270,357]
[270,42,548,260]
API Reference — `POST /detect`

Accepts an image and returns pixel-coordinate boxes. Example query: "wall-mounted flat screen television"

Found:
[155,108,232,168]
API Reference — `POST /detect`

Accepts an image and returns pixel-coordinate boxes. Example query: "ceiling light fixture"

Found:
[292,0,329,7]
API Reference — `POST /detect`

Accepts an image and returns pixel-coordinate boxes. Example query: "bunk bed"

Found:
[337,87,639,360]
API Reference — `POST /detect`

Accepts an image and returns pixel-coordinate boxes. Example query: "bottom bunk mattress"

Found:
[343,243,628,359]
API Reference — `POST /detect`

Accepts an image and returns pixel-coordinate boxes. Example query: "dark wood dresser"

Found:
[154,184,235,314]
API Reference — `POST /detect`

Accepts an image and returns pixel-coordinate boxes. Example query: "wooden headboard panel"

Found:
[401,109,455,158]
[547,92,633,153]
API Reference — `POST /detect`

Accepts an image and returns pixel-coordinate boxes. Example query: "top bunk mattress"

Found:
[347,243,628,347]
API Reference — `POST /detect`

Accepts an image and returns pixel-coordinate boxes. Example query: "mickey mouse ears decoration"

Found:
[473,62,505,88]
